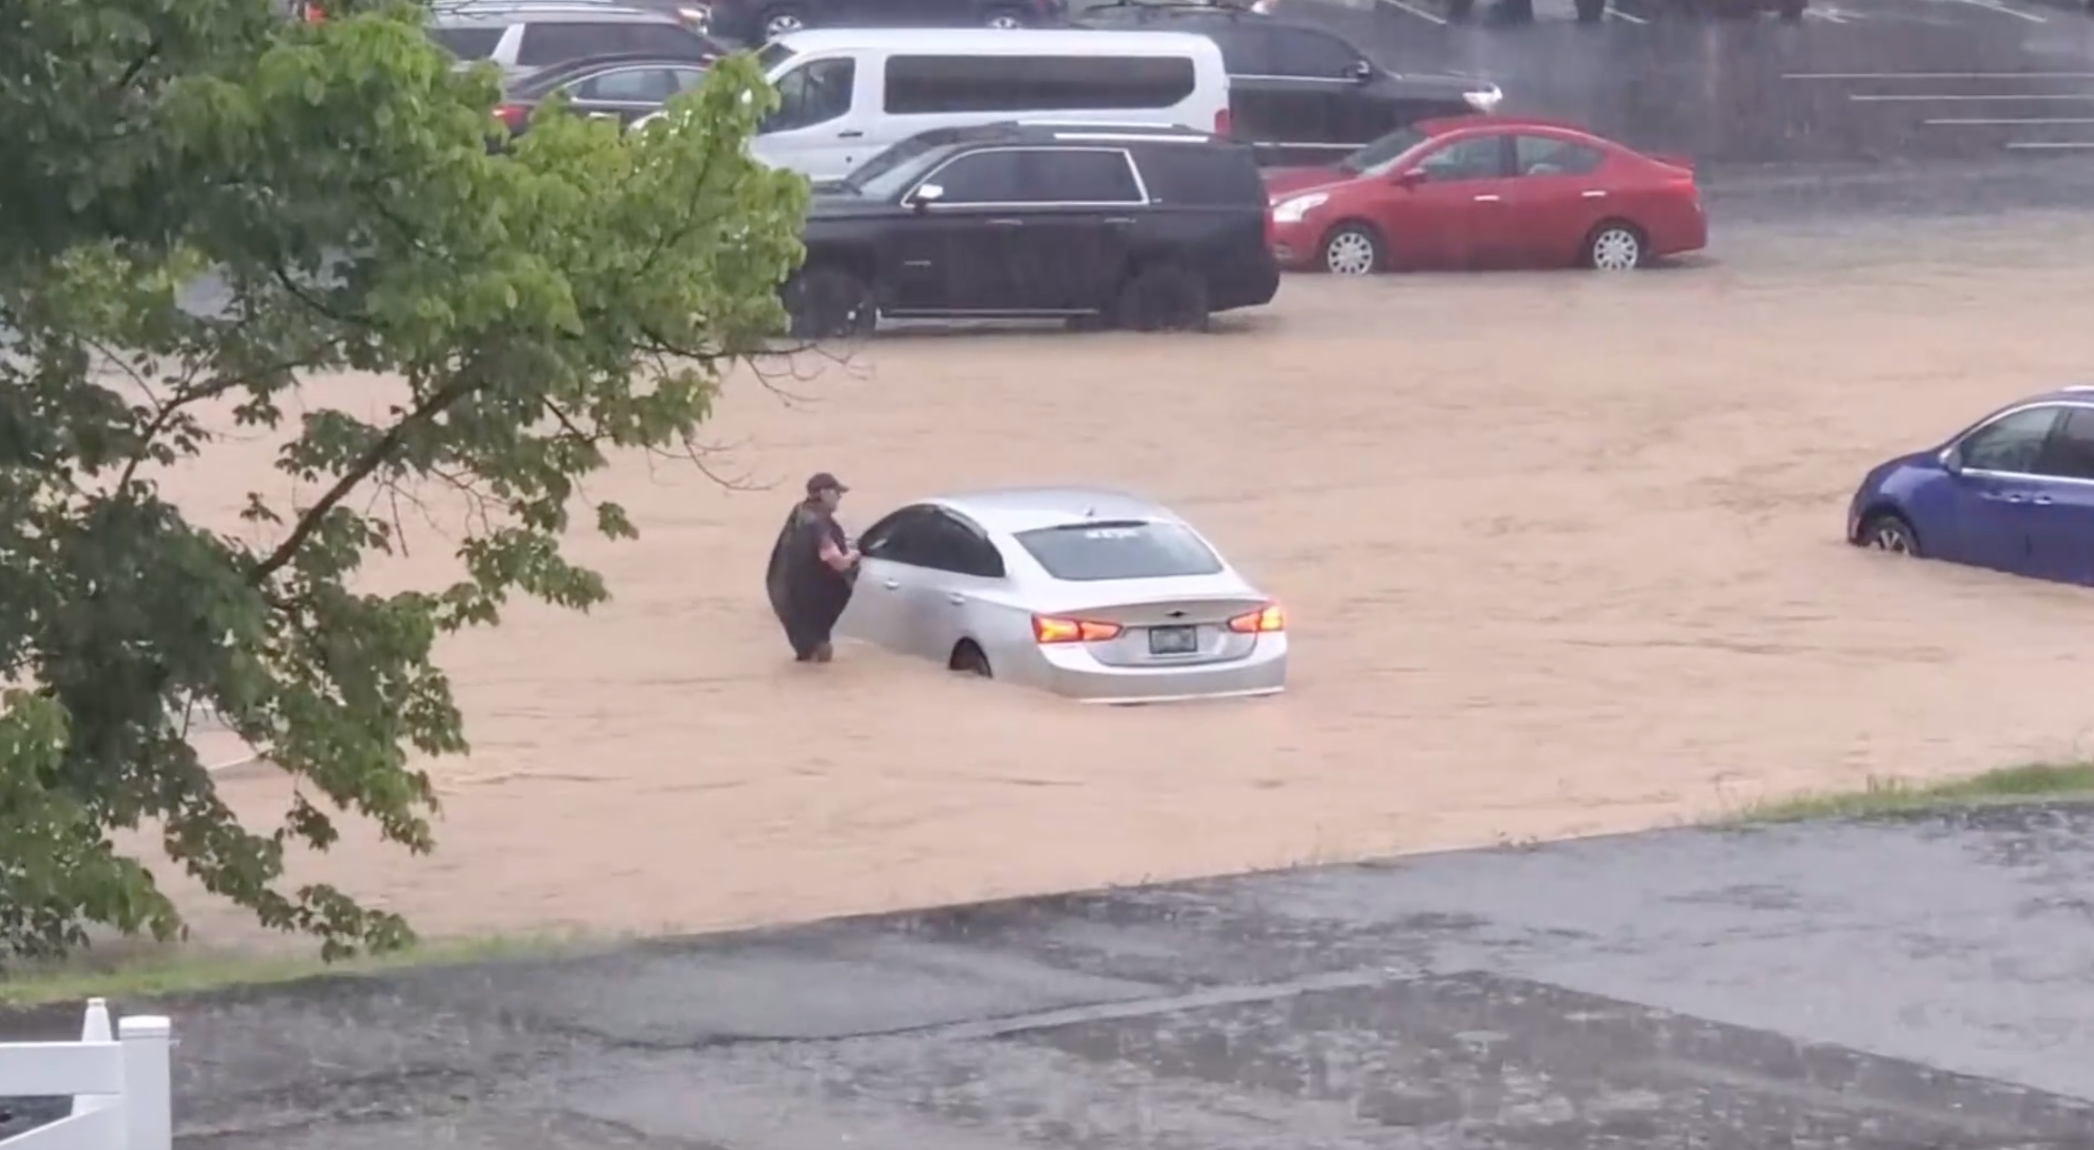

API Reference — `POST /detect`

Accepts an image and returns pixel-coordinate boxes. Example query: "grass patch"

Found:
[1731,761,2094,824]
[0,931,606,1008]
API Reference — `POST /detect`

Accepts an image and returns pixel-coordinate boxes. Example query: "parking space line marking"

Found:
[1375,0,1448,24]
[1942,0,2045,21]
[1785,72,2094,80]
[1605,5,1650,22]
[2007,140,2094,148]
[1850,93,2094,101]
[1926,116,2094,124]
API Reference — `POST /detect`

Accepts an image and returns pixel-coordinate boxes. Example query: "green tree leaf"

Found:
[0,0,807,963]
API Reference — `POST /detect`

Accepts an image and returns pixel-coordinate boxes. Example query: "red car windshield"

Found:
[1337,127,1429,176]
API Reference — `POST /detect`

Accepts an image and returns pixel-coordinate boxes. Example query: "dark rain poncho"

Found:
[765,501,855,660]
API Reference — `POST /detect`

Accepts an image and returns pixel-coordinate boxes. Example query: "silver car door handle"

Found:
[1103,217,1136,225]
[1472,194,1502,203]
[1582,189,1607,199]
[986,218,1025,226]
[947,593,965,606]
[881,578,901,589]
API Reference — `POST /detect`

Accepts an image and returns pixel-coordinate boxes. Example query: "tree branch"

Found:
[113,41,162,96]
[249,375,481,584]
[115,356,313,492]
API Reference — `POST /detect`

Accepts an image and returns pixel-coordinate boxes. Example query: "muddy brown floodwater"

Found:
[155,217,2094,945]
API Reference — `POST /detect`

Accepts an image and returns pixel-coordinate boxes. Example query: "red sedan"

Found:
[1264,117,1707,275]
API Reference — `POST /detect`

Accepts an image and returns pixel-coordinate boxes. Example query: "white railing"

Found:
[0,999,172,1150]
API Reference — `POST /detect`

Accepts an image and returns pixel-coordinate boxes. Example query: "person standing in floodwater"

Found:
[766,472,861,663]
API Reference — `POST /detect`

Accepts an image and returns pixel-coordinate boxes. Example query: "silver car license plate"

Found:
[1148,625,1198,655]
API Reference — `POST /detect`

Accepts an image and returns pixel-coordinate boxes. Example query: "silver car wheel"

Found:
[1869,524,1913,554]
[1324,230,1377,276]
[764,11,804,36]
[1589,226,1641,271]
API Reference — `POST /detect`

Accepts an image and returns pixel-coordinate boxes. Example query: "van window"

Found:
[765,58,856,133]
[429,26,503,59]
[884,54,1198,114]
[1267,27,1359,79]
[1134,143,1263,206]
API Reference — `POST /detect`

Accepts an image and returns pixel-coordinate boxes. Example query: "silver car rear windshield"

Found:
[1015,520,1224,582]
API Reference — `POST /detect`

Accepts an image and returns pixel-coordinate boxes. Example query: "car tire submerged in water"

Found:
[784,266,876,340]
[1859,512,1922,557]
[950,641,993,678]
[1583,220,1645,271]
[1321,222,1384,276]
[1115,264,1210,332]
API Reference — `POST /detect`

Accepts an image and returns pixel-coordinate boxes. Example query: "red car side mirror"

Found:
[1392,169,1426,189]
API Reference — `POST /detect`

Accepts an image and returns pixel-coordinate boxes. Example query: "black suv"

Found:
[1073,2,1501,167]
[784,123,1280,337]
[702,0,1066,45]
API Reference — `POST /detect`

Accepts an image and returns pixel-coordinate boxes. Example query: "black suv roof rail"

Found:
[1081,0,1264,14]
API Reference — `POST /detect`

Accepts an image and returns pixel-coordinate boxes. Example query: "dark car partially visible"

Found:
[1073,1,1500,167]
[492,51,710,136]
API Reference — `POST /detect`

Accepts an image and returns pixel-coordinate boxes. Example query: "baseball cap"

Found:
[805,472,849,495]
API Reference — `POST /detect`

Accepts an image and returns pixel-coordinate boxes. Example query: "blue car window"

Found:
[2034,407,2094,481]
[1959,406,2060,474]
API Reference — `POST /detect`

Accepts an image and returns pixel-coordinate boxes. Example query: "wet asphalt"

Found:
[9,806,2094,1146]
[11,11,2094,1149]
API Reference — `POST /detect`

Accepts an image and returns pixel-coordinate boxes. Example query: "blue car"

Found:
[1847,386,2094,584]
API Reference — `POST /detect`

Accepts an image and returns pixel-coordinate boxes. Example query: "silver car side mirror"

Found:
[908,183,945,210]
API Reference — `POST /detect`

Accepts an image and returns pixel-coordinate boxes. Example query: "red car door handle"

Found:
[1472,194,1502,203]
[1581,190,1607,199]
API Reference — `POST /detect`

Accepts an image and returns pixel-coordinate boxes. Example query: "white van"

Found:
[746,29,1230,181]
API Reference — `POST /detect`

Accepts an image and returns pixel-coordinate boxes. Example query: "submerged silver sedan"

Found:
[837,487,1287,703]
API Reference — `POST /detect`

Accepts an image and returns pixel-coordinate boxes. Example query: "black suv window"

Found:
[1514,135,1605,176]
[429,26,503,59]
[1189,23,1264,73]
[1132,142,1264,206]
[765,58,855,133]
[1413,134,1508,182]
[922,149,1025,203]
[1030,149,1143,204]
[1958,406,2061,474]
[2033,408,2094,480]
[1267,26,1360,79]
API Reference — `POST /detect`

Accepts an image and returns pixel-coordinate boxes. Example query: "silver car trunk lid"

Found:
[1038,578,1275,668]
